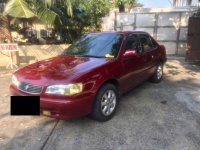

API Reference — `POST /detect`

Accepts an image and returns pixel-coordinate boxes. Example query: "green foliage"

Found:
[3,0,72,25]
[115,0,126,7]
[115,0,136,7]
[4,0,35,18]
[36,4,62,25]
[3,0,111,43]
[126,0,135,5]
[115,0,142,12]
[81,0,111,29]
[115,0,142,7]
[62,0,111,42]
[40,0,73,17]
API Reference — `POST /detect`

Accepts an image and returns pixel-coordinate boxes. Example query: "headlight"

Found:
[12,75,20,87]
[45,83,83,96]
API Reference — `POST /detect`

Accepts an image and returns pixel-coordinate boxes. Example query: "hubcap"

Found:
[101,90,116,116]
[157,65,163,79]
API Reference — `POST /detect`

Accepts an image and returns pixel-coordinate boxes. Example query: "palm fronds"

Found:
[3,0,73,26]
[4,0,35,18]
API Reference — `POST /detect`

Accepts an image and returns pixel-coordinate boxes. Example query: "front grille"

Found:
[19,82,43,94]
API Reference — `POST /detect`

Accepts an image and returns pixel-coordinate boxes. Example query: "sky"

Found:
[138,0,172,8]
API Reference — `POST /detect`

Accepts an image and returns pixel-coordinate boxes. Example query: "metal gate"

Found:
[186,17,200,62]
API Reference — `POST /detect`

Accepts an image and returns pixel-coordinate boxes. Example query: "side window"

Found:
[151,38,158,49]
[139,34,154,52]
[125,34,142,53]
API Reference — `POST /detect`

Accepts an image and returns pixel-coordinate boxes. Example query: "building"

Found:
[173,0,200,7]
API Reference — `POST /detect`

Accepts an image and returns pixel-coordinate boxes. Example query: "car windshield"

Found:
[62,33,124,58]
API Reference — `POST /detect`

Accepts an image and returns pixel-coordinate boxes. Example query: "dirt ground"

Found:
[0,57,200,150]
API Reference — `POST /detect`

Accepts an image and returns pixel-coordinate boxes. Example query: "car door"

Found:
[120,34,146,93]
[138,34,159,78]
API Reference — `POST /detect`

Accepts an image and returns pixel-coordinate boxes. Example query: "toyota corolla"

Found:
[10,31,167,121]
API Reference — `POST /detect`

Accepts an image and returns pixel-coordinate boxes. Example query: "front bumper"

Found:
[10,84,95,119]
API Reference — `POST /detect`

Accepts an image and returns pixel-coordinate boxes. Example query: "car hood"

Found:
[15,56,111,86]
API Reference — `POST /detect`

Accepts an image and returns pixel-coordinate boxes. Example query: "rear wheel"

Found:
[150,63,163,83]
[91,84,119,122]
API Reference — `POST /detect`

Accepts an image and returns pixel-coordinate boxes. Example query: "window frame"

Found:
[138,34,156,54]
[124,34,143,54]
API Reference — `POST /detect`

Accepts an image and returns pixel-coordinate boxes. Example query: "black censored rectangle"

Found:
[11,96,40,115]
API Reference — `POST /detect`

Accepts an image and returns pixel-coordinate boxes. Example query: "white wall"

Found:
[181,0,199,6]
[102,9,195,56]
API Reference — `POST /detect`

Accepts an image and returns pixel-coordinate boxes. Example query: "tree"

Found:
[3,0,73,25]
[3,0,111,43]
[81,0,111,29]
[62,0,111,42]
[115,0,126,12]
[115,0,143,12]
[126,0,143,11]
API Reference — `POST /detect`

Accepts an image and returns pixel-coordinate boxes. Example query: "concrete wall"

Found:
[0,44,69,70]
[102,9,195,56]
[175,0,199,7]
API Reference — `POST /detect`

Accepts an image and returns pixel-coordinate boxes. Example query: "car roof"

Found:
[91,31,149,35]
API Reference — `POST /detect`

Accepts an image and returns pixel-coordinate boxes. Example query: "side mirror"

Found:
[123,49,138,58]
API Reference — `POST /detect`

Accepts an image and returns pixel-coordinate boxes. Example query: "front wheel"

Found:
[150,63,163,83]
[91,84,119,122]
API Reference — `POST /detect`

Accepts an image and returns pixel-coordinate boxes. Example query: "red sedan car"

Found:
[10,31,166,121]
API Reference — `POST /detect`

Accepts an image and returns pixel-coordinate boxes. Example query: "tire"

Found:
[91,84,119,122]
[150,63,163,83]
